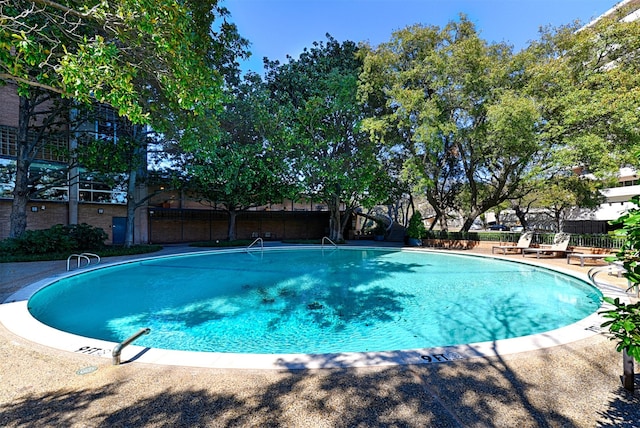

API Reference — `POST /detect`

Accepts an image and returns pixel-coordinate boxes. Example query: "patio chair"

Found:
[522,233,571,259]
[492,231,533,254]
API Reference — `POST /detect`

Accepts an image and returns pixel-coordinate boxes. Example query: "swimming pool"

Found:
[27,247,602,356]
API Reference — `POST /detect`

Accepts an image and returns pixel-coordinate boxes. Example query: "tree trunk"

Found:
[124,127,148,247]
[513,204,528,230]
[428,213,440,231]
[123,166,136,248]
[622,349,635,392]
[339,208,353,241]
[554,210,562,233]
[9,96,32,238]
[9,178,28,238]
[227,209,237,241]
[327,193,345,242]
[408,193,415,217]
[461,214,481,232]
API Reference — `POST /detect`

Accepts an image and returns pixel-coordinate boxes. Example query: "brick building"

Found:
[0,83,340,244]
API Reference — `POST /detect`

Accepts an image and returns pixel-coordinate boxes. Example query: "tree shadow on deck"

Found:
[2,347,639,427]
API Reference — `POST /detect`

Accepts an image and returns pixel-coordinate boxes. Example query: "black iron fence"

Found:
[423,231,625,250]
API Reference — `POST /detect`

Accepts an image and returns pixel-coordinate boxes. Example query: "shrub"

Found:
[600,297,640,361]
[0,223,107,255]
[66,223,108,250]
[406,212,427,239]
[372,222,387,236]
[600,194,640,363]
[12,225,75,254]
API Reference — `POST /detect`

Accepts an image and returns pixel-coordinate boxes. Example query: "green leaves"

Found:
[177,74,295,224]
[599,191,640,361]
[532,16,640,177]
[609,195,640,286]
[600,297,640,362]
[1,0,247,127]
[359,16,547,231]
[265,35,388,239]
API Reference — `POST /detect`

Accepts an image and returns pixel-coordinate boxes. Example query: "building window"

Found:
[0,125,17,157]
[0,125,67,162]
[28,162,69,201]
[79,174,126,204]
[37,133,68,162]
[96,105,117,142]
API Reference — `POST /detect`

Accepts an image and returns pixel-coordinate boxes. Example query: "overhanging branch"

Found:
[0,74,64,94]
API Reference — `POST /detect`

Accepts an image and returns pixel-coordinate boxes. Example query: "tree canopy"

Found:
[1,0,248,238]
[528,9,640,178]
[359,17,549,231]
[3,2,640,241]
[265,35,390,241]
[179,73,297,241]
[0,0,247,125]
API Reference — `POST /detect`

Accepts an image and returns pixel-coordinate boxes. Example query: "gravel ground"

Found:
[0,242,639,427]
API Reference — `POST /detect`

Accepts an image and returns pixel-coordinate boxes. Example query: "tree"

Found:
[1,0,239,121]
[4,88,74,237]
[530,175,603,232]
[359,17,550,231]
[538,11,640,391]
[265,35,387,242]
[76,112,151,247]
[179,73,296,241]
[1,0,248,239]
[528,9,640,178]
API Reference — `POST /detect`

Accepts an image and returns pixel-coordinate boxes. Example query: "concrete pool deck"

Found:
[0,242,639,426]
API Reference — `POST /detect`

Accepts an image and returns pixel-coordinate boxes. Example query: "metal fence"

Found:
[423,231,625,250]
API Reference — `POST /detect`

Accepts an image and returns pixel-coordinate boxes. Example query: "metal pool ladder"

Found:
[246,237,264,252]
[322,237,338,249]
[587,263,638,297]
[67,253,100,271]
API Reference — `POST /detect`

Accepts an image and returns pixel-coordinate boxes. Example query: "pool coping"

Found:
[0,246,630,370]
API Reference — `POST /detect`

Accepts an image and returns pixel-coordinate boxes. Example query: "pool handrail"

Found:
[112,327,151,365]
[66,252,101,271]
[246,237,264,252]
[321,237,338,249]
[587,263,638,297]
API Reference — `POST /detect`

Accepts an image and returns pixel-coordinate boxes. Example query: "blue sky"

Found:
[224,0,621,74]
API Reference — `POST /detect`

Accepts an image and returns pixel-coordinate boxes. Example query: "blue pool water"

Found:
[28,248,602,354]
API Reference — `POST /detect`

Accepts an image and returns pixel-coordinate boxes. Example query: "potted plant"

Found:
[406,212,427,246]
[600,194,640,392]
[372,222,386,241]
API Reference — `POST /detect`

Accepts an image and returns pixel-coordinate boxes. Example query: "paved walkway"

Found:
[0,242,639,427]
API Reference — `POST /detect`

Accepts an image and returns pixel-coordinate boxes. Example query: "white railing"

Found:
[66,253,100,271]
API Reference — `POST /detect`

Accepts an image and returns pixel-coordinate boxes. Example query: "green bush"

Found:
[12,225,75,254]
[600,297,640,362]
[66,223,108,250]
[600,194,640,362]
[0,223,107,256]
[406,212,427,239]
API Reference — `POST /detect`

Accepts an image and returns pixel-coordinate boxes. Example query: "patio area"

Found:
[0,243,638,427]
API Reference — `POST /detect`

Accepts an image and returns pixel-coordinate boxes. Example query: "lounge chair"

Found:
[522,233,571,258]
[492,231,533,254]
